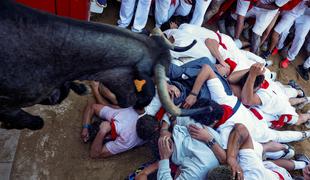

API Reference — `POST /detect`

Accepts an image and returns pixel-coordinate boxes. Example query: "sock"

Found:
[293,160,307,170]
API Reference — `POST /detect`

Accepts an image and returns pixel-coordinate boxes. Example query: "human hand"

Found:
[303,165,310,180]
[158,136,174,160]
[249,63,265,77]
[81,128,89,143]
[188,124,213,142]
[227,158,244,180]
[183,94,197,109]
[168,84,181,99]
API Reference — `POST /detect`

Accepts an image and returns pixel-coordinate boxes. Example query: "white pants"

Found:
[246,7,278,36]
[287,18,310,60]
[155,0,211,27]
[239,149,292,180]
[274,13,297,34]
[118,0,152,32]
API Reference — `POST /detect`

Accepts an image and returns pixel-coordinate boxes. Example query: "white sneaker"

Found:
[265,60,273,67]
[234,39,242,49]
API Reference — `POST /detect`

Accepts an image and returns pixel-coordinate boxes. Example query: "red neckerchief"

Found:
[280,0,302,11]
[110,119,118,140]
[216,31,227,50]
[214,105,233,129]
[249,108,263,120]
[155,107,166,121]
[171,0,176,5]
[271,114,292,129]
[260,80,269,89]
[225,58,237,75]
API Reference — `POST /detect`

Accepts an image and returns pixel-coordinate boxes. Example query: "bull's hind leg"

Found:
[0,109,44,130]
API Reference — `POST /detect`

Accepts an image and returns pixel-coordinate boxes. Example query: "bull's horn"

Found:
[155,64,211,116]
[150,28,197,52]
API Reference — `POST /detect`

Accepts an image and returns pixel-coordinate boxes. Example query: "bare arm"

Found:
[228,69,250,84]
[136,162,159,180]
[188,125,226,164]
[205,38,228,67]
[183,64,217,108]
[90,121,113,158]
[90,81,111,105]
[240,63,263,106]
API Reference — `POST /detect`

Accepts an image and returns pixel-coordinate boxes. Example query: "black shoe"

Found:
[261,50,271,59]
[137,29,150,36]
[297,65,309,81]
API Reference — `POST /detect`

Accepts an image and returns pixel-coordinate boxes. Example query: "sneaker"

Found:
[261,50,271,59]
[288,80,306,98]
[301,130,310,140]
[305,120,310,129]
[234,39,242,49]
[265,60,273,67]
[281,144,295,159]
[297,64,309,81]
[96,0,107,8]
[280,58,290,68]
[271,48,279,55]
[295,154,310,165]
[137,29,150,36]
[90,0,104,13]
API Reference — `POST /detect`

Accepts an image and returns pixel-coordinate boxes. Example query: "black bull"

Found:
[0,0,204,130]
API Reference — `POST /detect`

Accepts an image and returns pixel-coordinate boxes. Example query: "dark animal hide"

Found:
[0,0,175,130]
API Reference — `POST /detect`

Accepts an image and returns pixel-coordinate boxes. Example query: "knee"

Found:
[234,123,250,139]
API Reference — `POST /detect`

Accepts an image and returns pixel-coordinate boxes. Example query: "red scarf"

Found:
[280,0,302,11]
[214,105,233,129]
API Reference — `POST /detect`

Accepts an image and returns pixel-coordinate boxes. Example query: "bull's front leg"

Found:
[0,109,44,130]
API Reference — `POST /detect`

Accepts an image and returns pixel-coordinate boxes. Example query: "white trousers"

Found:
[155,0,211,27]
[118,0,152,32]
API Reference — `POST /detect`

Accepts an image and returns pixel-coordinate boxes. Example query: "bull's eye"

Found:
[134,79,146,92]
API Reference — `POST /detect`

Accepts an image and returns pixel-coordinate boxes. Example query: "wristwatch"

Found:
[206,138,217,148]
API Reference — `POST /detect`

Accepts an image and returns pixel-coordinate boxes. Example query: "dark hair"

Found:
[160,21,172,32]
[134,76,155,110]
[136,114,161,159]
[237,72,265,89]
[191,99,224,126]
[207,165,232,180]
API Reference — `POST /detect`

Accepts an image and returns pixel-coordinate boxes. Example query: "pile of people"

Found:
[82,0,310,179]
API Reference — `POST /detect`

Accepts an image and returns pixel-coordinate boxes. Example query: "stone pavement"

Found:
[0,129,20,180]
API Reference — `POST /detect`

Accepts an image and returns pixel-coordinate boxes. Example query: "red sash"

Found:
[216,31,228,50]
[270,114,293,129]
[110,119,118,140]
[225,58,237,75]
[249,108,263,120]
[214,105,233,128]
[155,107,166,121]
[280,0,302,11]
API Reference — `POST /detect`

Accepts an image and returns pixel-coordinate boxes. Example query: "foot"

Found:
[288,80,306,98]
[96,0,107,8]
[135,28,150,36]
[265,60,273,67]
[280,58,291,68]
[297,65,309,81]
[302,130,310,139]
[271,48,279,55]
[295,154,310,165]
[281,144,295,159]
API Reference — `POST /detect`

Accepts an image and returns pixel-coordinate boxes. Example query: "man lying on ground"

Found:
[228,63,310,128]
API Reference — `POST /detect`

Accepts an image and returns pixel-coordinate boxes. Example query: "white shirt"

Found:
[99,106,144,154]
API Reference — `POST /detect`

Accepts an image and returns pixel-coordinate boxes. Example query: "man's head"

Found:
[136,114,161,159]
[134,76,155,110]
[191,99,224,126]
[237,71,265,92]
[207,165,232,180]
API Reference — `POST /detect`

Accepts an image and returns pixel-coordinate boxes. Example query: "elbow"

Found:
[241,97,252,106]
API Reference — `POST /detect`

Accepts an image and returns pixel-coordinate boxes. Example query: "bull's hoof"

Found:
[0,116,44,130]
